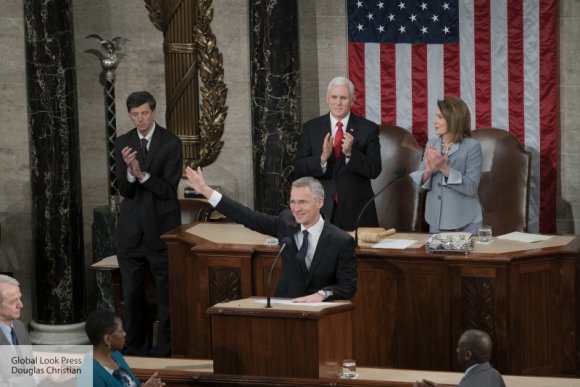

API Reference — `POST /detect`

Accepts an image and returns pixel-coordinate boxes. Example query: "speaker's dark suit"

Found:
[216,195,357,299]
[114,124,182,356]
[459,362,506,387]
[294,113,382,231]
[0,320,35,386]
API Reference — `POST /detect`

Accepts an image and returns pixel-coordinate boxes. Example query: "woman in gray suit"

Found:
[410,97,483,233]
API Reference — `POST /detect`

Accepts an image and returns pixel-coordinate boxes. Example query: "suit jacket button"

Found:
[437,195,442,200]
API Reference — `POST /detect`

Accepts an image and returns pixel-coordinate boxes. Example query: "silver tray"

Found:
[425,233,474,254]
[425,239,474,254]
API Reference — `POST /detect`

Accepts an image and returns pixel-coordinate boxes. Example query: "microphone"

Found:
[266,237,292,308]
[354,166,407,246]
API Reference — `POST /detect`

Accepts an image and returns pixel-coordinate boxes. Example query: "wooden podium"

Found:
[207,297,354,379]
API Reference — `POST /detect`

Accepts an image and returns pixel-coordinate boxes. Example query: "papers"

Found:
[252,298,327,307]
[497,232,553,243]
[372,239,416,249]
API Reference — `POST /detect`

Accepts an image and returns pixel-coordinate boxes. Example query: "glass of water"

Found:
[341,359,356,378]
[478,225,492,243]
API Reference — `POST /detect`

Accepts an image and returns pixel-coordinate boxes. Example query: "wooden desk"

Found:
[162,224,580,376]
[129,357,580,387]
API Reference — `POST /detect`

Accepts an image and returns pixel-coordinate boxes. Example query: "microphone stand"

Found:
[354,166,407,246]
[266,238,291,308]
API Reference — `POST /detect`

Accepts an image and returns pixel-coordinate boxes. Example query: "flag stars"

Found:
[366,12,374,20]
[409,14,417,22]
[377,25,385,33]
[398,2,406,10]
[356,23,364,32]
[421,26,428,34]
[377,1,385,9]
[442,2,450,11]
[420,2,428,11]
[431,14,439,22]
[443,26,450,34]
[388,13,395,22]
[355,0,363,8]
[398,25,406,33]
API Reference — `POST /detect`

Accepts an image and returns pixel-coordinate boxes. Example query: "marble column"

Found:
[24,0,87,343]
[249,0,301,214]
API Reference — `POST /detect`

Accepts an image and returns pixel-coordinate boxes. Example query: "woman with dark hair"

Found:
[79,310,164,387]
[410,97,483,233]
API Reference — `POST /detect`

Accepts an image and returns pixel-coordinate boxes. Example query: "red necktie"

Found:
[333,121,344,159]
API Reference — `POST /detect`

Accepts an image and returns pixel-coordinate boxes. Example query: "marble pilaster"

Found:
[24,0,86,331]
[249,0,301,214]
[92,206,119,311]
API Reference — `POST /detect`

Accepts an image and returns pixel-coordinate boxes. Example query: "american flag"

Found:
[347,0,558,233]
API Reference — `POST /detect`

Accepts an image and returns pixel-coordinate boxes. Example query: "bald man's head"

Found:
[456,329,493,370]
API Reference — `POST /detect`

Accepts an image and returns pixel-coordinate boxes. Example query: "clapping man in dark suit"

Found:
[115,91,182,357]
[185,167,357,302]
[414,329,506,387]
[294,77,382,231]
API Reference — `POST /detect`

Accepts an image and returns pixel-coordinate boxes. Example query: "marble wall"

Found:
[559,1,580,234]
[0,0,579,322]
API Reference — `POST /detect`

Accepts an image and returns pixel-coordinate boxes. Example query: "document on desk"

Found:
[252,299,327,307]
[372,239,416,249]
[497,231,553,243]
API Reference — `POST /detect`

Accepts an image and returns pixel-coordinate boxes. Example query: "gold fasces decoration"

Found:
[144,0,164,31]
[191,0,227,169]
[144,0,227,170]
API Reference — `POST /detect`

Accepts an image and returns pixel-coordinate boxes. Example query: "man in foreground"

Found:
[414,329,506,387]
[185,167,357,302]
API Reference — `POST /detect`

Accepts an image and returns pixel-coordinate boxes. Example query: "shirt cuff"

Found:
[139,172,150,183]
[208,190,223,207]
[127,171,136,183]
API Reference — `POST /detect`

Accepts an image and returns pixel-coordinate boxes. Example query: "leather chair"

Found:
[472,128,531,235]
[372,125,424,232]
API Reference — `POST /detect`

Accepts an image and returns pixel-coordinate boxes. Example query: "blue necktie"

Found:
[296,230,309,265]
[10,327,19,346]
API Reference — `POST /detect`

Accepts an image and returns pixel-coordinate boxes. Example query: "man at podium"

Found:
[185,167,357,302]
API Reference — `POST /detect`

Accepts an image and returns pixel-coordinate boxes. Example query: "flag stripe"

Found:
[507,0,525,144]
[474,0,492,127]
[365,43,381,123]
[522,0,540,232]
[348,42,366,117]
[381,44,397,125]
[412,45,429,146]
[396,44,412,130]
[444,44,460,98]
[538,0,559,232]
[459,0,476,131]
[427,45,444,139]
[491,0,509,130]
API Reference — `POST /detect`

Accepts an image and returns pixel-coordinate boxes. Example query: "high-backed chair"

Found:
[472,128,531,235]
[372,125,424,232]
